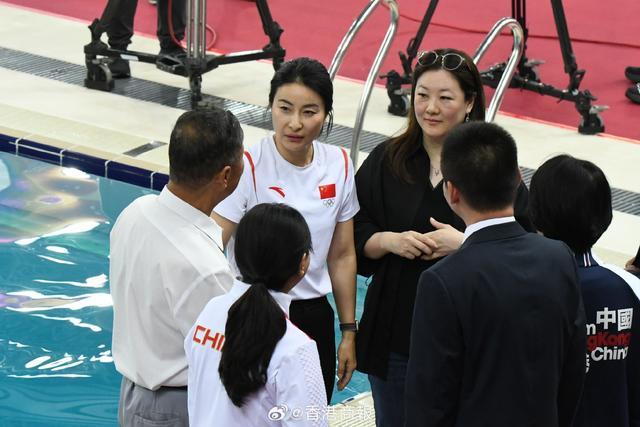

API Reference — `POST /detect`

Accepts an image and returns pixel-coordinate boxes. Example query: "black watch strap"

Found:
[339,321,358,332]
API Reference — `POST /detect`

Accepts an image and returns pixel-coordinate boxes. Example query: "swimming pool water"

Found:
[0,152,370,426]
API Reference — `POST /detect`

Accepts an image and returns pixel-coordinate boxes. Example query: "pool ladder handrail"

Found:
[472,17,525,123]
[328,0,399,166]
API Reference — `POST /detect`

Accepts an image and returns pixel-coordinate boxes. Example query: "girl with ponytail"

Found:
[185,203,328,426]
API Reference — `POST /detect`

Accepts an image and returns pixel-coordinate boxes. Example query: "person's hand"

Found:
[421,217,464,260]
[625,256,640,273]
[336,332,357,390]
[381,231,435,260]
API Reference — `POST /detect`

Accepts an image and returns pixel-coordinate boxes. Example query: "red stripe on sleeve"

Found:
[340,147,348,183]
[244,151,256,193]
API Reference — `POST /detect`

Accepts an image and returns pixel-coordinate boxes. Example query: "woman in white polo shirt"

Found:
[185,203,327,426]
[213,57,359,402]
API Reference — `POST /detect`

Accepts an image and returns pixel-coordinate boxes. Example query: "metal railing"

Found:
[186,0,207,61]
[328,0,399,166]
[472,17,524,123]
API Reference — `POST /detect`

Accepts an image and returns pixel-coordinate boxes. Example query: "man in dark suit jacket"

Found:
[405,122,586,427]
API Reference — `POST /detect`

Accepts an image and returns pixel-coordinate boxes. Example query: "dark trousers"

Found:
[289,296,336,403]
[100,0,185,49]
[368,352,409,427]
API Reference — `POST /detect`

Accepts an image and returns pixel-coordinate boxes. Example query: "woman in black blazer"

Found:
[354,48,533,427]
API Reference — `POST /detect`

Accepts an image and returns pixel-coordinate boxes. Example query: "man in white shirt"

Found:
[110,107,244,426]
[405,122,585,427]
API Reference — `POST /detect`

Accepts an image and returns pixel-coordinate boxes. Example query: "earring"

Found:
[465,112,470,122]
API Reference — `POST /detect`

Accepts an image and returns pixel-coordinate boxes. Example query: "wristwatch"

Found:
[339,321,358,333]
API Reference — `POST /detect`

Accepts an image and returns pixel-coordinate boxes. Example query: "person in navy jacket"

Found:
[530,154,640,427]
[405,123,586,427]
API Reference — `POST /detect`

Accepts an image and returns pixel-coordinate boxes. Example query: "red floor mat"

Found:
[5,0,640,140]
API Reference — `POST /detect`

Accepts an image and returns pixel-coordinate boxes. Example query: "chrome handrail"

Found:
[329,0,399,166]
[472,17,524,123]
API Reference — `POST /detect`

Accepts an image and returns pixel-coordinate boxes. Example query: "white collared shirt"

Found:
[214,136,360,300]
[185,280,328,427]
[110,186,233,390]
[462,216,516,243]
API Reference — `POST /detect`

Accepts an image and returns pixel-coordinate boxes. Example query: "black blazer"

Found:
[405,222,586,427]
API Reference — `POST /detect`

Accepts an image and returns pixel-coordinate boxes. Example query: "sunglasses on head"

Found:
[417,51,467,71]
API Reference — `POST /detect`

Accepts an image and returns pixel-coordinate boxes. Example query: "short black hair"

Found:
[529,154,612,254]
[168,108,243,188]
[441,121,520,211]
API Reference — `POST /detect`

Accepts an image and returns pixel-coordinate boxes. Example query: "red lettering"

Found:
[621,333,631,347]
[587,335,596,351]
[586,332,632,351]
[192,325,225,351]
[202,329,221,349]
[193,325,207,344]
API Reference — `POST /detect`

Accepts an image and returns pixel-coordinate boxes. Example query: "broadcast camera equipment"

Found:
[381,0,606,135]
[83,0,286,107]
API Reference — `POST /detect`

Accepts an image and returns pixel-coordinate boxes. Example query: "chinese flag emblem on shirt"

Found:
[318,183,336,199]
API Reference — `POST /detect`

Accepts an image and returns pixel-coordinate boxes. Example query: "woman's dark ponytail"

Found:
[219,283,286,407]
[218,203,312,407]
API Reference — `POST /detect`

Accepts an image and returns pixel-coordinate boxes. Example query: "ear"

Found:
[215,165,232,189]
[466,95,475,115]
[445,180,461,206]
[298,252,310,278]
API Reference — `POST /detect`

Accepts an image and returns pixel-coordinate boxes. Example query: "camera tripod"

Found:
[83,0,286,106]
[382,0,605,134]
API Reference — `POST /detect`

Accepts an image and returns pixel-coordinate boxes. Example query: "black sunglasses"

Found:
[417,51,467,71]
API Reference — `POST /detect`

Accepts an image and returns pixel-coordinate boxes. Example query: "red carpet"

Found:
[5,0,640,140]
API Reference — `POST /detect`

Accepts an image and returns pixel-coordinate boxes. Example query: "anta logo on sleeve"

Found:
[268,186,286,198]
[319,183,336,207]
